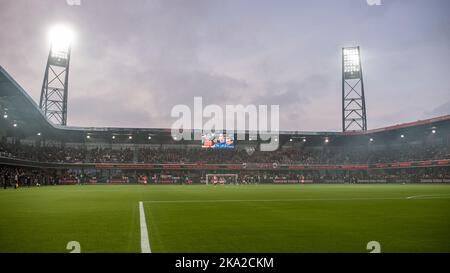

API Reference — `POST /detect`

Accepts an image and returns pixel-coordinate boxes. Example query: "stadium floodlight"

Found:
[49,25,74,60]
[40,24,74,126]
[342,46,367,132]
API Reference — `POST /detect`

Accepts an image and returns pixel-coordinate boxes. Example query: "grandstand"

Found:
[1,65,449,186]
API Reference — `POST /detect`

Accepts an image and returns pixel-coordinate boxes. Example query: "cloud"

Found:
[0,0,449,131]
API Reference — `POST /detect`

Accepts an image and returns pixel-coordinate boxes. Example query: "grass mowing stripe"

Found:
[139,201,151,253]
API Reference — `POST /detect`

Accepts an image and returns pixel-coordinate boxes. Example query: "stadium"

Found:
[1,1,449,256]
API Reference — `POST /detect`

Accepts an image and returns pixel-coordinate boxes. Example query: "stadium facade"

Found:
[1,65,449,185]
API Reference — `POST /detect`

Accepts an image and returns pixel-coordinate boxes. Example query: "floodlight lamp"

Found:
[343,47,361,73]
[49,25,74,59]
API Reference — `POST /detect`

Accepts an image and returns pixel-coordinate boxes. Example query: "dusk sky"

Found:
[0,0,449,131]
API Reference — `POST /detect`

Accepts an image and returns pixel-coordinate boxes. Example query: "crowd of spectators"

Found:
[0,166,71,188]
[1,141,449,165]
[3,166,449,187]
[0,144,133,163]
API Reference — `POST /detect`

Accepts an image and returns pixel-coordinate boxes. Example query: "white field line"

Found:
[142,195,450,204]
[406,194,450,199]
[139,201,151,253]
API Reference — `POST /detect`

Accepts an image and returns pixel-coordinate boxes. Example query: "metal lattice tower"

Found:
[342,46,367,132]
[39,26,73,126]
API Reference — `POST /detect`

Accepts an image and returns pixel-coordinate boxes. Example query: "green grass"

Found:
[0,184,449,253]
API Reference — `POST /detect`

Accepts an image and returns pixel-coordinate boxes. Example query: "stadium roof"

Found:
[0,65,54,133]
[1,65,449,145]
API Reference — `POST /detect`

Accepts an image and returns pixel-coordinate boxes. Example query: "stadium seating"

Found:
[1,141,448,164]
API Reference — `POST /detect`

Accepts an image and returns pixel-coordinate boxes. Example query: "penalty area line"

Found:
[406,194,450,199]
[139,201,151,253]
[142,195,450,204]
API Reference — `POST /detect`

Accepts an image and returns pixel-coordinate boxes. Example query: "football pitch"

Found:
[0,184,449,253]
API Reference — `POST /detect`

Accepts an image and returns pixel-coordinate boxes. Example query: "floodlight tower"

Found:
[39,25,74,126]
[342,46,367,131]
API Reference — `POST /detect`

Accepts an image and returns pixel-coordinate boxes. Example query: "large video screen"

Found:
[201,133,235,148]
